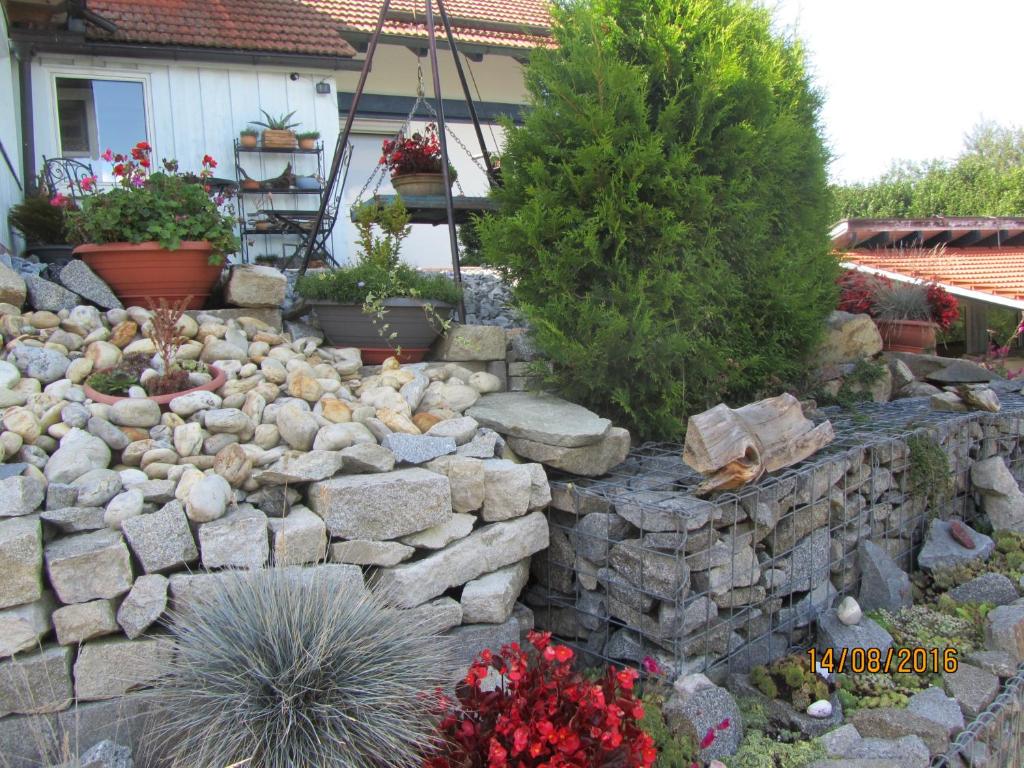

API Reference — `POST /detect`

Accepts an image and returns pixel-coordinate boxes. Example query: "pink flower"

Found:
[640,657,661,675]
[699,728,715,750]
[81,175,97,192]
[101,148,114,162]
[49,193,67,207]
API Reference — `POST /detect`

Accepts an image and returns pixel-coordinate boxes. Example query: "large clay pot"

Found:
[73,241,223,310]
[84,365,226,407]
[391,173,448,197]
[875,319,937,353]
[309,298,452,364]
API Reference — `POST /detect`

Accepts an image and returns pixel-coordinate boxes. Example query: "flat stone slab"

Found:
[376,511,549,608]
[308,468,452,540]
[918,519,994,571]
[467,392,611,448]
[507,427,630,477]
[926,359,998,384]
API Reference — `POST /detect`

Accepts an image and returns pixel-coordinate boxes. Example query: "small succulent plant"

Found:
[750,654,831,711]
[251,109,299,131]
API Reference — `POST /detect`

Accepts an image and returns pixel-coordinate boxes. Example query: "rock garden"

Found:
[6,1,1024,767]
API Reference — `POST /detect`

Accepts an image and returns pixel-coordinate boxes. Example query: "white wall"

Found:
[30,54,342,263]
[0,13,24,252]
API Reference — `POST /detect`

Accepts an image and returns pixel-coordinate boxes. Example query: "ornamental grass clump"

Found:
[152,569,457,768]
[425,630,657,767]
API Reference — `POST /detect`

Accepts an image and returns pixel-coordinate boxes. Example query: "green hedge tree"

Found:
[833,121,1024,220]
[479,0,836,440]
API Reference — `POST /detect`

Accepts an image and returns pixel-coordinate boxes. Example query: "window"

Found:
[56,77,148,160]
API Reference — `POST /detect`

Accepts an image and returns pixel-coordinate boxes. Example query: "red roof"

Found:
[86,0,552,56]
[317,0,553,49]
[87,0,359,57]
[843,247,1024,304]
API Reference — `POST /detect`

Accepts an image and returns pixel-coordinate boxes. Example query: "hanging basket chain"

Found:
[354,53,485,204]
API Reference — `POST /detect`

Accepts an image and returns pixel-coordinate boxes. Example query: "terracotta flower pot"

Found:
[391,173,449,197]
[875,319,937,353]
[84,365,226,407]
[73,241,223,310]
[298,138,318,151]
[309,298,452,364]
[239,134,258,148]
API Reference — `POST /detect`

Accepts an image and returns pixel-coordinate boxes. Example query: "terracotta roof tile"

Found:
[843,248,1024,303]
[86,0,552,56]
[87,0,358,57]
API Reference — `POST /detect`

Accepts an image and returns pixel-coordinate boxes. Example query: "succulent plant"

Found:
[750,654,831,711]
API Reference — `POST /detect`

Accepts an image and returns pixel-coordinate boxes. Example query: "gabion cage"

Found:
[529,387,1024,683]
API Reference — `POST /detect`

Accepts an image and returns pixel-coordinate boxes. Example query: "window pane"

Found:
[55,77,147,160]
[92,80,147,154]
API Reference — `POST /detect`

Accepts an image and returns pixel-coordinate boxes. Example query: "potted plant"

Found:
[295,197,460,363]
[67,142,239,309]
[84,297,226,405]
[252,110,299,149]
[239,128,259,149]
[8,187,78,265]
[380,123,457,197]
[837,269,959,353]
[297,131,320,151]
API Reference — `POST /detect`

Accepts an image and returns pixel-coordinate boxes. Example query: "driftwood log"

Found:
[682,393,834,495]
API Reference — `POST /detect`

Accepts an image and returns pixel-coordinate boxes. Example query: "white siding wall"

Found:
[30,54,342,263]
[27,43,529,268]
[0,14,24,252]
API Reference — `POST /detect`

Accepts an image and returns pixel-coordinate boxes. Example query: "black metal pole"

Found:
[425,0,466,322]
[299,0,392,274]
[435,0,499,188]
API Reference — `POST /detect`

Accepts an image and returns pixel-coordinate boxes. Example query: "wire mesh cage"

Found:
[529,387,1024,686]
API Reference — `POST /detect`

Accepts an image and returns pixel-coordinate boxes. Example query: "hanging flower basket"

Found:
[391,173,449,197]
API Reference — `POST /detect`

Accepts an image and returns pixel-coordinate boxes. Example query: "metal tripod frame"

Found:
[299,0,502,323]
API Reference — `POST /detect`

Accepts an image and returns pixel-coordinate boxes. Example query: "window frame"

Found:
[46,67,156,162]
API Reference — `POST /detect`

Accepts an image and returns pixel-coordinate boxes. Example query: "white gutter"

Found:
[841,261,1024,311]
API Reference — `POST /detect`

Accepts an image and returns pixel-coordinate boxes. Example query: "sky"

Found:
[768,0,1024,185]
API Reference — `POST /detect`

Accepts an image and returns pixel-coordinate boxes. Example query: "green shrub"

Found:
[479,0,836,439]
[152,569,457,768]
[295,197,461,307]
[9,195,70,244]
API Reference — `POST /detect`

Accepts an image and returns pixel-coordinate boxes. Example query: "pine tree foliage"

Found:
[480,0,836,439]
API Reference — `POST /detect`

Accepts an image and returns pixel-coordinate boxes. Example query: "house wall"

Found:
[26,43,530,269]
[0,13,24,252]
[29,53,344,263]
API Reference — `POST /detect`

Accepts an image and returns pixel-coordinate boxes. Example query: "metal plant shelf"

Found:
[351,194,498,225]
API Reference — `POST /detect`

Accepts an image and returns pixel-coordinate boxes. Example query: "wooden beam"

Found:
[962,298,990,356]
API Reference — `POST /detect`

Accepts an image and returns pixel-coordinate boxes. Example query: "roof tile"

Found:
[843,248,1024,303]
[87,0,552,56]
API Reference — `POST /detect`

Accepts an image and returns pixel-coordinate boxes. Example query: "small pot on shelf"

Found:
[297,134,320,151]
[239,132,258,148]
[874,318,938,353]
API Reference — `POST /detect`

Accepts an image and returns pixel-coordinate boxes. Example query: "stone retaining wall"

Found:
[529,391,1024,679]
